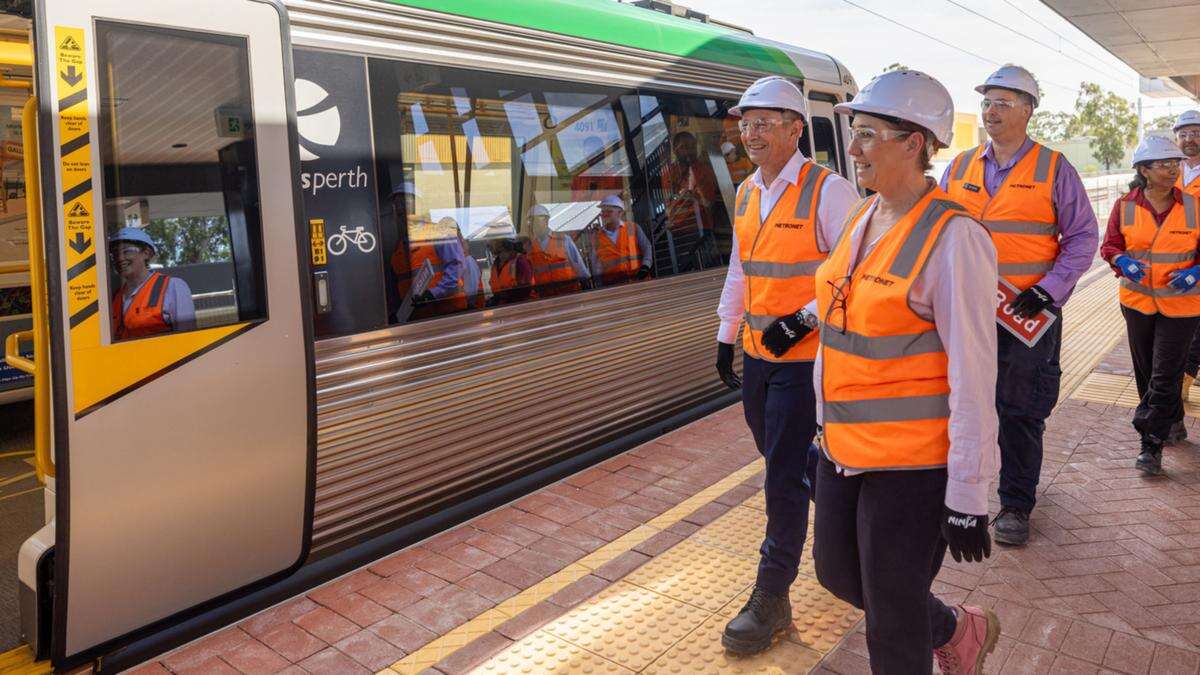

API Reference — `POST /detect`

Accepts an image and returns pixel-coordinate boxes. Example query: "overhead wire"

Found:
[997,0,1115,65]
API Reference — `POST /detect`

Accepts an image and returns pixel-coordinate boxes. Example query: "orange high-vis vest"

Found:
[530,234,581,297]
[945,142,1060,291]
[593,222,642,285]
[1177,170,1200,197]
[1118,193,1200,317]
[815,190,967,470]
[391,239,468,311]
[735,160,833,361]
[112,271,172,339]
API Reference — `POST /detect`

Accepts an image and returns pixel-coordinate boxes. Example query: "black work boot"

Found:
[721,586,791,655]
[1136,437,1164,476]
[992,507,1030,546]
[1169,420,1188,444]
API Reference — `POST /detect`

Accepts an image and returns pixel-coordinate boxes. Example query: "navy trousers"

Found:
[741,356,816,597]
[1122,307,1200,442]
[996,306,1062,514]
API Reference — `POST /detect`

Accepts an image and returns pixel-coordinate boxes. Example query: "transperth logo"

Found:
[295,78,340,161]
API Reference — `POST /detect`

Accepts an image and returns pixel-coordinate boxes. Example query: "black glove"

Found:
[940,507,991,563]
[415,290,436,304]
[1009,284,1053,320]
[716,341,741,390]
[636,265,652,280]
[760,311,813,358]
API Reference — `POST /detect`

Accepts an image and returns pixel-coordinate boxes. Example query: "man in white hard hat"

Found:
[525,203,589,297]
[942,64,1098,547]
[715,74,859,656]
[1172,110,1200,403]
[588,195,651,287]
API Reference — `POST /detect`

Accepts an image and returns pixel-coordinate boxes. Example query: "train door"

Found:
[27,0,313,667]
[807,92,848,178]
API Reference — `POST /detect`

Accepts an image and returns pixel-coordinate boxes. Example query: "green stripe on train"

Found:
[382,0,803,77]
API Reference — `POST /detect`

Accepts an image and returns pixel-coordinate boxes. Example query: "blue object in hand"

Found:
[1115,254,1147,282]
[1169,265,1200,292]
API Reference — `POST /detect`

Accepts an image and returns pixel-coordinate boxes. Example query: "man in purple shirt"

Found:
[941,65,1098,547]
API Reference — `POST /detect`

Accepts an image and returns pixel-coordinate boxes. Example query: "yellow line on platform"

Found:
[0,645,49,674]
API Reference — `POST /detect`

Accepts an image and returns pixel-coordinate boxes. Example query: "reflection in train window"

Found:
[95,22,266,341]
[810,116,840,174]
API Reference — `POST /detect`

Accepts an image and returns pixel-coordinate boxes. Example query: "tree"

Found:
[142,216,232,268]
[1068,82,1138,171]
[1145,114,1177,133]
[880,63,908,75]
[1028,110,1073,144]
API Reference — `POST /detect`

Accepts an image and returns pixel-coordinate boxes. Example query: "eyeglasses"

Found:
[1179,131,1200,140]
[1148,159,1181,170]
[980,99,1019,112]
[823,275,851,335]
[848,127,913,145]
[109,245,142,259]
[737,118,787,134]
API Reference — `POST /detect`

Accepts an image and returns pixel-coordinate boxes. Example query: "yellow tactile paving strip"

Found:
[383,460,767,674]
[468,489,862,674]
[1058,268,1125,400]
[0,645,49,674]
[1072,371,1200,415]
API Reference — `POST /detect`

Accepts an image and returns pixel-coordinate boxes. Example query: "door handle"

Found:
[4,329,34,374]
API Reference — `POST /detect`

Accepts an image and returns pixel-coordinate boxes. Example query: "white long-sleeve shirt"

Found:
[1184,158,1200,189]
[716,150,860,343]
[812,198,1000,515]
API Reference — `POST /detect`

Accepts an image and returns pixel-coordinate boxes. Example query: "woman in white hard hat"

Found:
[811,69,1001,673]
[1099,136,1200,475]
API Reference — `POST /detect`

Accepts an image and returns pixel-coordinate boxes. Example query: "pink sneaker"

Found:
[933,605,1000,675]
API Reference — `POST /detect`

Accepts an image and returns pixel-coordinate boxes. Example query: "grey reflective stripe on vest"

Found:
[833,197,874,252]
[1187,194,1198,229]
[1120,278,1200,297]
[735,185,753,217]
[147,273,167,308]
[820,325,944,360]
[1125,249,1196,264]
[744,312,775,332]
[792,164,826,219]
[533,261,570,274]
[602,255,640,270]
[998,261,1055,276]
[888,199,961,279]
[742,258,824,279]
[1033,145,1054,183]
[1122,201,1136,227]
[982,219,1058,236]
[952,146,979,182]
[825,393,950,424]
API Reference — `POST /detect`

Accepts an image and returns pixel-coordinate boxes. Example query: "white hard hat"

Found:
[975,65,1039,107]
[528,204,550,218]
[1174,110,1200,131]
[730,76,807,119]
[1132,135,1186,166]
[721,142,737,155]
[599,195,624,210]
[834,69,955,148]
[111,226,156,253]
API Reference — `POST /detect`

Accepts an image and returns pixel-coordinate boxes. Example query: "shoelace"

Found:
[989,506,1028,527]
[933,645,960,674]
[742,588,774,618]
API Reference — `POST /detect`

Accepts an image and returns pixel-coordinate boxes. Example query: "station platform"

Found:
[95,264,1199,675]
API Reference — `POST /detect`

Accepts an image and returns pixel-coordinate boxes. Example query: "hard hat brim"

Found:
[834,101,952,147]
[974,84,1038,107]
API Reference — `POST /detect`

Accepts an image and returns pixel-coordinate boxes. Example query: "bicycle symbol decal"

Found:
[326,225,377,255]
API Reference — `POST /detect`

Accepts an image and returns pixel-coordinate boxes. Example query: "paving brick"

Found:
[1150,644,1200,674]
[420,527,476,554]
[682,500,731,526]
[398,597,472,635]
[1060,620,1112,664]
[431,631,513,675]
[369,614,438,653]
[318,592,393,628]
[127,664,172,675]
[527,536,586,565]
[1022,611,1073,650]
[162,627,252,672]
[358,578,423,613]
[220,638,291,674]
[633,529,686,557]
[508,511,564,537]
[423,584,494,618]
[413,550,475,583]
[593,550,651,582]
[545,525,606,553]
[293,607,360,645]
[257,622,327,663]
[439,543,501,571]
[297,647,370,675]
[464,531,524,558]
[1103,631,1156,674]
[666,520,702,537]
[306,570,382,606]
[546,574,610,609]
[480,558,544,590]
[457,571,521,604]
[240,598,319,638]
[1049,654,1100,674]
[391,567,451,597]
[570,517,628,542]
[494,601,569,641]
[504,548,565,577]
[333,628,404,671]
[175,656,242,675]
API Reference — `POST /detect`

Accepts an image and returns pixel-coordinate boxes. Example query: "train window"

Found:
[635,93,738,276]
[810,116,840,173]
[96,22,266,341]
[368,59,657,322]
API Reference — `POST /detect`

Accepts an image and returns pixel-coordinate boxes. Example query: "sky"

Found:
[677,0,1197,125]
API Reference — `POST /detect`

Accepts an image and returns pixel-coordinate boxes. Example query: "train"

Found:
[0,0,859,669]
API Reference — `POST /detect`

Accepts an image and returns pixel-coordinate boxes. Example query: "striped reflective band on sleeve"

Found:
[1124,250,1196,263]
[888,199,960,279]
[824,393,950,423]
[982,220,1059,236]
[792,164,826,219]
[741,259,824,279]
[998,261,1056,275]
[952,146,979,181]
[1033,145,1054,183]
[819,325,943,359]
[1120,278,1200,296]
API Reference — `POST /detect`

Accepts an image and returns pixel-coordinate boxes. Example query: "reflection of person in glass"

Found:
[570,136,625,202]
[723,141,755,185]
[588,195,652,287]
[388,183,468,320]
[525,204,589,297]
[109,227,195,339]
[661,131,720,267]
[486,236,534,306]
